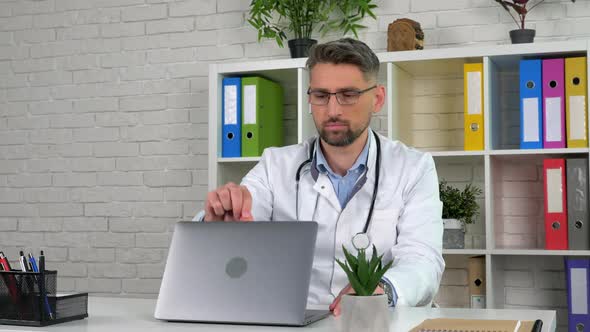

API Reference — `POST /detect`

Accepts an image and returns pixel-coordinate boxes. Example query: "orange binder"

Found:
[543,158,568,250]
[565,57,588,148]
[464,63,484,150]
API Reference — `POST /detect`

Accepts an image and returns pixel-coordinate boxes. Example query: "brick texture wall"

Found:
[0,0,589,308]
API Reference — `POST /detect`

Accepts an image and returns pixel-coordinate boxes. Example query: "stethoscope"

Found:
[295,130,381,250]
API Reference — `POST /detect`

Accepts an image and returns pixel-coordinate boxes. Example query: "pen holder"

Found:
[0,270,88,326]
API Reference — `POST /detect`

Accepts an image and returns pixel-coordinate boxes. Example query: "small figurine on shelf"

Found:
[387,18,424,52]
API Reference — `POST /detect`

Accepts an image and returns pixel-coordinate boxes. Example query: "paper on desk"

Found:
[409,318,535,332]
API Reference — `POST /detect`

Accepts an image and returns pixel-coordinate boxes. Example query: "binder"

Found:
[221,77,242,157]
[543,158,568,250]
[519,59,543,149]
[565,57,588,148]
[241,76,284,157]
[464,63,484,150]
[468,256,485,309]
[566,158,590,250]
[542,58,566,149]
[565,257,590,332]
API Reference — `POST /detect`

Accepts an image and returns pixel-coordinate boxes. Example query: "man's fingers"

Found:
[240,187,253,221]
[329,284,352,313]
[217,186,233,212]
[333,304,341,316]
[229,185,243,220]
[205,192,225,220]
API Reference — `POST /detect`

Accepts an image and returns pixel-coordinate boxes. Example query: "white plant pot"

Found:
[443,218,466,249]
[340,294,390,332]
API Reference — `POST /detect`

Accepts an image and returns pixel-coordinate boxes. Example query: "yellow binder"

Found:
[565,57,588,148]
[464,63,484,150]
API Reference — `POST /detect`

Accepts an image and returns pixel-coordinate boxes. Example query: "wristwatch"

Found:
[379,278,394,306]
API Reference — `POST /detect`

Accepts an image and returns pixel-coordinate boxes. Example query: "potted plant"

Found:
[336,245,393,332]
[439,180,482,249]
[495,0,576,44]
[247,0,377,58]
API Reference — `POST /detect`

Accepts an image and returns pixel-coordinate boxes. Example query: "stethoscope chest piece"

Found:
[352,232,370,251]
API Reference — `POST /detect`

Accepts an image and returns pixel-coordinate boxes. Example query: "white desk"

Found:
[0,296,557,332]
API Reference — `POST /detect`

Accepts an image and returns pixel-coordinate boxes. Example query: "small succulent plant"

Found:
[336,245,393,296]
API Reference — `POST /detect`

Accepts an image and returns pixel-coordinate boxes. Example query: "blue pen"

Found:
[29,253,54,320]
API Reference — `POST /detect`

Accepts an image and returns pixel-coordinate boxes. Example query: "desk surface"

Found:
[0,296,557,332]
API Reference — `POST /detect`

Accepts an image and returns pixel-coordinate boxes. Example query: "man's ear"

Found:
[373,84,386,113]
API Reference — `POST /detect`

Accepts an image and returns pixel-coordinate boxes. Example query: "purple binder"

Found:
[565,257,590,332]
[542,58,566,148]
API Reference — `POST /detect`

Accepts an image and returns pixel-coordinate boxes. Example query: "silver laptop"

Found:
[154,221,330,326]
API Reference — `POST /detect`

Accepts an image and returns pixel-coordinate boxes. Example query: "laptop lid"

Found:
[155,221,319,325]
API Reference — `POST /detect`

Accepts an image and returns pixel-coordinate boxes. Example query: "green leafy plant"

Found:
[247,0,377,47]
[336,245,393,296]
[439,180,482,225]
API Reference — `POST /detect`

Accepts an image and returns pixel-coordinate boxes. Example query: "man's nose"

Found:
[326,94,343,117]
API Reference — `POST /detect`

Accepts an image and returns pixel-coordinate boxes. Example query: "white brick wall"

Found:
[1,1,589,304]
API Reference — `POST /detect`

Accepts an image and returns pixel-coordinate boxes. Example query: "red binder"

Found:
[543,158,568,250]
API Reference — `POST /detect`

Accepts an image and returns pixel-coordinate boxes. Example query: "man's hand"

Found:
[204,182,254,222]
[329,283,385,316]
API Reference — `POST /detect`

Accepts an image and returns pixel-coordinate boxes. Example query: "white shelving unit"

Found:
[209,40,590,324]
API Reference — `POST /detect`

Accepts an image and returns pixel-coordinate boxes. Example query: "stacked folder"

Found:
[565,257,590,331]
[520,57,588,149]
[464,63,485,151]
[543,158,590,250]
[221,76,284,158]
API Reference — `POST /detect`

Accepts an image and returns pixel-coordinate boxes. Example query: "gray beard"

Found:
[319,126,365,147]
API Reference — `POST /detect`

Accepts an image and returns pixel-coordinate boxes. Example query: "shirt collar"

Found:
[315,133,370,177]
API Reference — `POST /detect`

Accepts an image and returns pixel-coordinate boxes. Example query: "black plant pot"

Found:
[288,38,317,58]
[509,29,536,44]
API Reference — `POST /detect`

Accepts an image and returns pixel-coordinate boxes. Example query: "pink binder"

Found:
[542,58,566,148]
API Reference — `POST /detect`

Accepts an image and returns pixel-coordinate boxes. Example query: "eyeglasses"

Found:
[307,85,377,106]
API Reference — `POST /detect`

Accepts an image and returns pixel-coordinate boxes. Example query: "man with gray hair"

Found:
[199,38,444,315]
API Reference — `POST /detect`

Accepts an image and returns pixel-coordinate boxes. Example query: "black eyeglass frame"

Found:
[306,85,378,106]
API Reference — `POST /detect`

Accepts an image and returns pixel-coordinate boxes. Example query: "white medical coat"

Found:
[241,130,444,307]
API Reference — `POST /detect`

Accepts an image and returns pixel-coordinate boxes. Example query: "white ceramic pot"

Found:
[443,218,466,249]
[340,294,390,332]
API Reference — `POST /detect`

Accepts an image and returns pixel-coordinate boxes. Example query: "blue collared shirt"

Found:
[315,139,369,209]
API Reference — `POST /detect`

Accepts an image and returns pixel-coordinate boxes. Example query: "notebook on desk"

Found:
[154,221,330,326]
[410,318,540,332]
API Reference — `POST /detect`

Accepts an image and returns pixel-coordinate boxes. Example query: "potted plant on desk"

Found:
[439,180,482,249]
[247,0,377,58]
[495,0,576,44]
[336,245,393,332]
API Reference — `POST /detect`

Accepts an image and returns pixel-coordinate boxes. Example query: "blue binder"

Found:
[565,257,590,332]
[520,59,543,149]
[222,77,241,157]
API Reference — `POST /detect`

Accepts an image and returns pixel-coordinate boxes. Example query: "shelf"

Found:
[442,249,488,255]
[491,249,590,256]
[489,148,590,156]
[218,157,261,163]
[430,150,485,157]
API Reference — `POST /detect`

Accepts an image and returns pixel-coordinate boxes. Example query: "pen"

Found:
[30,251,54,320]
[19,251,29,272]
[0,251,19,304]
[531,319,543,332]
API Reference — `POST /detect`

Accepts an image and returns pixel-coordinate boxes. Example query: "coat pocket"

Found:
[368,208,400,260]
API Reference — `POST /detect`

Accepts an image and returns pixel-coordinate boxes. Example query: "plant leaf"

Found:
[366,260,394,294]
[368,245,380,274]
[336,259,368,295]
[357,248,370,287]
[342,246,358,273]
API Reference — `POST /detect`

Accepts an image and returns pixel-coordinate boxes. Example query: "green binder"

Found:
[241,76,284,157]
